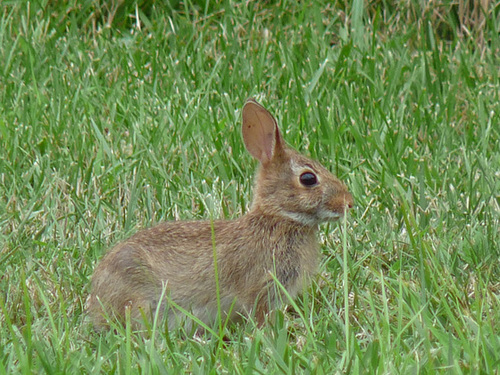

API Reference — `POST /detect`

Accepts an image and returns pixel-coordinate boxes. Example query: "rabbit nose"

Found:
[344,193,354,210]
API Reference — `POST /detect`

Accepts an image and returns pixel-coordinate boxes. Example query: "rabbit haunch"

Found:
[88,98,353,330]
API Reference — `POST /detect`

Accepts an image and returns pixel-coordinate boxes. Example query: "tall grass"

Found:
[1,0,499,373]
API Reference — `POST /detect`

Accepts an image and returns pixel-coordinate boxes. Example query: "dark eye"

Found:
[299,172,318,187]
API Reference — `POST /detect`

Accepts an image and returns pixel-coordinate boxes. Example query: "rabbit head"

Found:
[242,98,353,227]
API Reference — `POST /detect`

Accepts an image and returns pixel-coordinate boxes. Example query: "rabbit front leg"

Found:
[249,274,286,326]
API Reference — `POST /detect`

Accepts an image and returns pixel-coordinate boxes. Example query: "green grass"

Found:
[1,0,499,373]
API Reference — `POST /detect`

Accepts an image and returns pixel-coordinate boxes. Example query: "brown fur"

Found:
[88,98,353,330]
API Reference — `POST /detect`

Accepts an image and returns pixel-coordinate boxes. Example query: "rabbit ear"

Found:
[242,99,283,165]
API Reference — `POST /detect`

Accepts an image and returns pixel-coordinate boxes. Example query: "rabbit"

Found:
[88,98,353,331]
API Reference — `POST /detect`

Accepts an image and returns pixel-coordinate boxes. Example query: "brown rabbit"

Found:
[88,98,353,331]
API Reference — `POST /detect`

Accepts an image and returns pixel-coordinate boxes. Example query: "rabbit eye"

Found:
[299,172,318,187]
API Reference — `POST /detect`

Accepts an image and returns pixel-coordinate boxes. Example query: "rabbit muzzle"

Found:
[321,190,354,221]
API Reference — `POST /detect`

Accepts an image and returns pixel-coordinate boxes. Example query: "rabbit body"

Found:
[89,214,318,330]
[88,99,353,330]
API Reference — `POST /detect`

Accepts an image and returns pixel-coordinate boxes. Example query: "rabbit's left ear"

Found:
[242,99,283,165]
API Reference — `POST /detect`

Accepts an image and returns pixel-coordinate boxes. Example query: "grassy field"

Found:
[1,1,499,373]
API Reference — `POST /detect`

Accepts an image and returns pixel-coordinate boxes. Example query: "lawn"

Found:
[1,1,499,373]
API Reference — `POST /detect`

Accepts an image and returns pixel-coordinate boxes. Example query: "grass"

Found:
[1,0,499,373]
